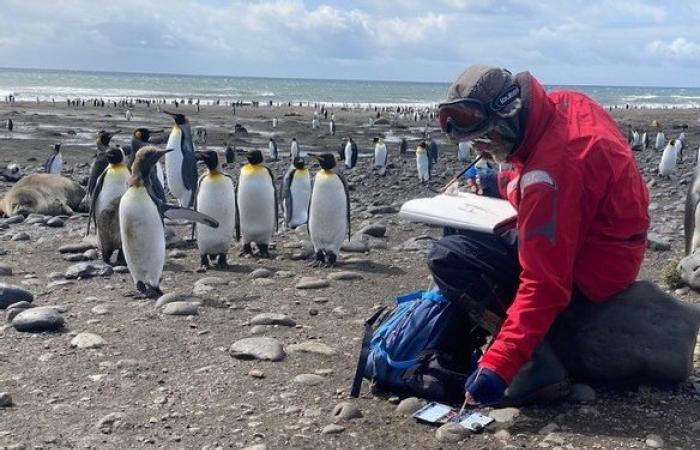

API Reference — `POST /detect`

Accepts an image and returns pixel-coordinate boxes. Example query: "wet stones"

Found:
[12,306,64,332]
[0,284,33,309]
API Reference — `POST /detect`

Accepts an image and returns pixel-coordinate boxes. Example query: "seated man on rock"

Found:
[431,65,699,406]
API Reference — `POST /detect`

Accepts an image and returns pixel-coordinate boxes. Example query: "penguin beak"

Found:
[158,148,174,160]
[162,110,176,117]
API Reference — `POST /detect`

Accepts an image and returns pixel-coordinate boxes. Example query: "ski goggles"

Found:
[438,84,521,139]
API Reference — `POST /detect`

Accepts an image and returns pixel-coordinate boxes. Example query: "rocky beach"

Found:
[0,99,699,449]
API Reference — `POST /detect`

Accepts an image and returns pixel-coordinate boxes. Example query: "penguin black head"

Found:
[132,145,172,182]
[195,150,220,171]
[245,150,264,165]
[106,147,124,164]
[292,157,305,170]
[373,137,379,144]
[97,129,119,146]
[292,137,297,142]
[163,110,187,125]
[52,143,61,152]
[133,128,151,142]
[310,153,336,170]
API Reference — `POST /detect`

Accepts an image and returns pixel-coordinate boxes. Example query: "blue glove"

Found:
[464,167,500,198]
[464,367,508,405]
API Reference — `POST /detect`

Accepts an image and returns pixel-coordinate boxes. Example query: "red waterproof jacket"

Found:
[479,74,650,383]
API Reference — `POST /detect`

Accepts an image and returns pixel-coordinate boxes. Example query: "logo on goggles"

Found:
[491,85,520,111]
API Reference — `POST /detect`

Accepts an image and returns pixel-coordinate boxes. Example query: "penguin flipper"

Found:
[282,169,294,227]
[87,170,107,236]
[163,206,219,228]
[45,154,54,173]
[234,181,241,241]
[88,154,108,197]
[266,166,279,231]
[338,172,352,240]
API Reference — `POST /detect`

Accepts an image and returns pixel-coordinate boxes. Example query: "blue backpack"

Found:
[352,290,480,401]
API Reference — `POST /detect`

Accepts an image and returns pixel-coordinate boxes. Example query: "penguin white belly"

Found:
[288,174,311,228]
[165,128,189,205]
[156,161,165,187]
[655,132,666,151]
[692,202,700,253]
[268,143,275,159]
[309,174,347,254]
[374,146,387,167]
[659,145,677,176]
[95,168,129,219]
[197,175,236,254]
[416,152,429,181]
[290,143,299,159]
[238,169,275,244]
[119,186,165,287]
[344,144,353,168]
[50,154,63,174]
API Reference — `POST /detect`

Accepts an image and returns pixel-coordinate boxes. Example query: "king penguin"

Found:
[416,141,430,183]
[44,144,63,175]
[225,143,236,165]
[307,153,350,267]
[373,137,388,169]
[655,130,666,152]
[268,138,278,161]
[130,128,166,203]
[290,138,300,160]
[344,137,358,169]
[88,147,130,264]
[87,130,119,200]
[684,152,700,254]
[458,140,472,162]
[163,111,198,207]
[120,146,218,298]
[236,149,278,258]
[659,139,678,177]
[194,150,237,271]
[282,157,311,229]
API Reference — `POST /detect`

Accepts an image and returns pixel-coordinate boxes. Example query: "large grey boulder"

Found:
[679,252,700,290]
[549,281,700,383]
[0,284,33,309]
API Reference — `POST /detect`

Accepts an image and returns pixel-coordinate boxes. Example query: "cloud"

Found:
[647,37,700,60]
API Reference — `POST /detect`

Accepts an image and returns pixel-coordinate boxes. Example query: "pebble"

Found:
[63,253,87,262]
[0,283,34,309]
[250,313,296,327]
[0,392,12,407]
[331,402,362,422]
[59,242,95,253]
[295,277,330,289]
[4,215,24,225]
[96,412,125,434]
[12,306,64,332]
[395,397,424,416]
[91,305,110,315]
[113,265,129,274]
[359,223,386,237]
[568,383,596,403]
[229,337,286,362]
[0,264,12,276]
[83,249,99,260]
[275,270,295,278]
[488,407,521,429]
[435,423,468,443]
[645,434,664,448]
[71,332,107,349]
[168,249,187,259]
[321,424,346,435]
[45,217,65,227]
[249,325,270,335]
[11,232,30,241]
[249,369,265,379]
[250,268,273,279]
[241,445,267,450]
[327,271,363,281]
[155,292,192,308]
[162,301,199,316]
[64,261,113,279]
[287,341,337,356]
[293,373,325,386]
[340,240,369,253]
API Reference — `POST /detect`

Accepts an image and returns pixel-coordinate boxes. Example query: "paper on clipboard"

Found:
[399,192,517,234]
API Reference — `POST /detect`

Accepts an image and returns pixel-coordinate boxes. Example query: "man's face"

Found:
[471,130,511,163]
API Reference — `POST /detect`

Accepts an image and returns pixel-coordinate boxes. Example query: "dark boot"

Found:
[500,339,570,406]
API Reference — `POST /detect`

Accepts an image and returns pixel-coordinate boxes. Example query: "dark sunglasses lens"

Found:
[438,103,486,134]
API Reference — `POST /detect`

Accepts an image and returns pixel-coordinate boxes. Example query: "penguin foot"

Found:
[308,251,325,267]
[136,282,162,299]
[257,244,271,259]
[325,252,337,268]
[216,253,228,268]
[115,250,127,267]
[238,243,253,257]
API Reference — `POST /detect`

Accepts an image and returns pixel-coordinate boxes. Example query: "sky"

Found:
[1,0,699,86]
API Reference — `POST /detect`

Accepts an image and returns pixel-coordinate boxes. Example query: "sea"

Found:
[1,67,700,109]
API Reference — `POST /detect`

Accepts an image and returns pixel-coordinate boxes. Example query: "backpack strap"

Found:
[351,306,387,398]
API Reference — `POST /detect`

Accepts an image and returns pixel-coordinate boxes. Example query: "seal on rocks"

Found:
[0,174,85,217]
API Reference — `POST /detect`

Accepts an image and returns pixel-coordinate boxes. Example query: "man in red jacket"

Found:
[430,65,650,405]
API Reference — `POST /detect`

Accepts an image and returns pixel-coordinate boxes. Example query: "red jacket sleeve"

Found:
[480,169,582,383]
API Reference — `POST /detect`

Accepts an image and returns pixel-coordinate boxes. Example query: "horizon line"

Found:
[0,65,697,90]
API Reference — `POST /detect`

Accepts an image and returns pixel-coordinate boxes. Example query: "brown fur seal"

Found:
[0,174,85,217]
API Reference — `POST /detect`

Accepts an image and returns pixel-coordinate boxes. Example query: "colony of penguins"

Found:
[83,111,364,299]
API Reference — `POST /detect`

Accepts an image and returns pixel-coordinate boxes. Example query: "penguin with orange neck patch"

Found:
[236,149,278,258]
[194,150,237,271]
[307,153,350,267]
